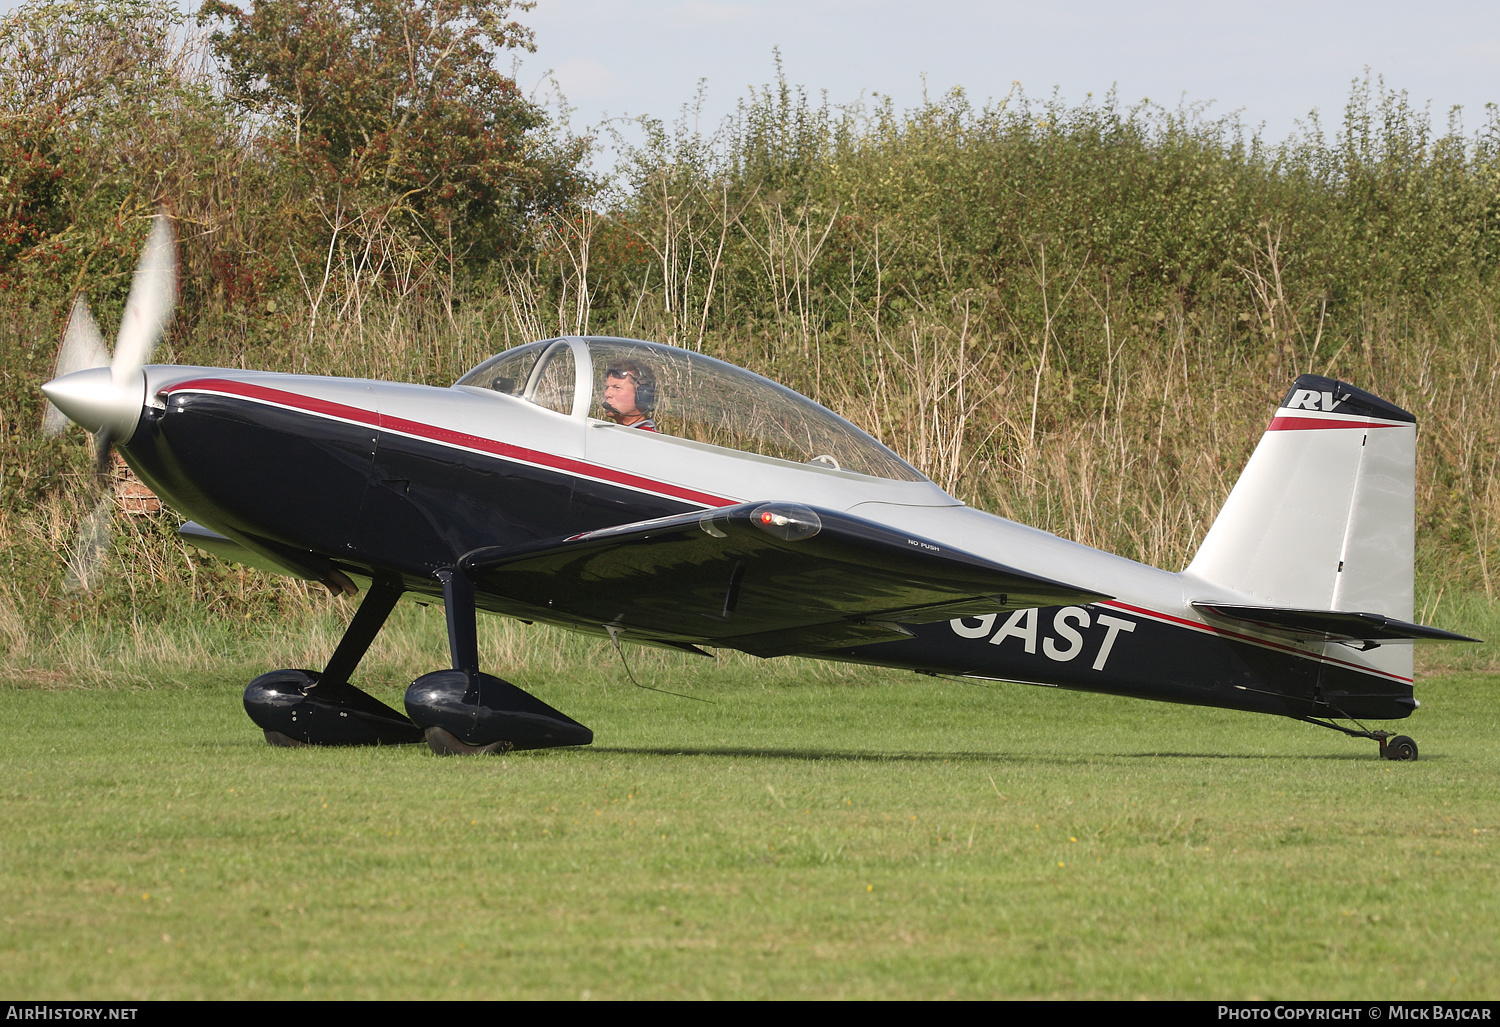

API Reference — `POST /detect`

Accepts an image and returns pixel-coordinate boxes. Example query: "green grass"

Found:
[2,619,1499,999]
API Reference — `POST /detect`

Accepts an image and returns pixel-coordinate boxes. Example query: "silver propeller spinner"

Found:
[40,213,177,589]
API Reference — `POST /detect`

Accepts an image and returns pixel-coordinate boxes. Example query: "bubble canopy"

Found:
[456,337,928,483]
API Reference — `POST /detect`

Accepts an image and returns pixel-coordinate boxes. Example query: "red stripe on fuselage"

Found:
[159,378,737,509]
[1267,415,1405,431]
[1099,599,1413,683]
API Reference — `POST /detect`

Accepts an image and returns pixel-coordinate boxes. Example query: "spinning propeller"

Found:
[40,213,177,589]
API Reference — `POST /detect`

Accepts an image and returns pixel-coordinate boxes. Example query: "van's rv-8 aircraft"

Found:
[40,216,1478,759]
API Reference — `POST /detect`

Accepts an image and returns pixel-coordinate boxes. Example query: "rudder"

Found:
[1186,374,1416,622]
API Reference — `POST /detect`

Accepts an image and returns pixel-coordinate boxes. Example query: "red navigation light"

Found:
[749,503,822,541]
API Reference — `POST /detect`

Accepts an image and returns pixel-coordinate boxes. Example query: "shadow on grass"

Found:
[590,744,1399,763]
[1116,750,1413,762]
[594,745,1017,763]
[185,739,1423,764]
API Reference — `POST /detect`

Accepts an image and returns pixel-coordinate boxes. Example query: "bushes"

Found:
[602,75,1500,359]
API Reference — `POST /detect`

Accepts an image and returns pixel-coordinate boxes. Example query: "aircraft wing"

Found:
[461,502,1111,657]
[1191,602,1481,645]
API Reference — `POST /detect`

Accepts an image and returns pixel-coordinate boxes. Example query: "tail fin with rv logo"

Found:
[1186,374,1417,625]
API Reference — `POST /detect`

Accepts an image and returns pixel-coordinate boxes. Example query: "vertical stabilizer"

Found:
[1187,375,1416,623]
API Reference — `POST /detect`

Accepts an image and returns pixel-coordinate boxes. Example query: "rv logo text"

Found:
[1285,389,1343,412]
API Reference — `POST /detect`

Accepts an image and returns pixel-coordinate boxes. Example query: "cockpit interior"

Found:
[456,337,927,482]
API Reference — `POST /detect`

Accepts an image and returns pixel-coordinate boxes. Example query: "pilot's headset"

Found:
[607,361,656,413]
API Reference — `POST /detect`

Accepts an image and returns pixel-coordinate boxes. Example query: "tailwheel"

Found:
[1380,734,1419,761]
[1300,717,1421,761]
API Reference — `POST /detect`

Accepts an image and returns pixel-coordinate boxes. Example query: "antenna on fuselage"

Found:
[603,623,716,704]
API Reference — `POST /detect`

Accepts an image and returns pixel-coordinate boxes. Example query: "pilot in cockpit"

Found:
[600,360,657,431]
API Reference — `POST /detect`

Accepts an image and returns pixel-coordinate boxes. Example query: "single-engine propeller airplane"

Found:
[41,215,1479,759]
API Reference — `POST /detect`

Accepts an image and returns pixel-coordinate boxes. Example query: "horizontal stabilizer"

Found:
[461,503,1110,657]
[1192,602,1480,645]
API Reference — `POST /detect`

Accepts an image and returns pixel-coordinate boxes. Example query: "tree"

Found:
[198,0,590,265]
[0,0,219,287]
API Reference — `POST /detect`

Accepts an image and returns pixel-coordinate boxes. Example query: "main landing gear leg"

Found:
[244,576,424,746]
[402,568,593,755]
[1301,717,1419,761]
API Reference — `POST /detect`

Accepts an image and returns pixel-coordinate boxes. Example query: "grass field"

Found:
[3,611,1498,1000]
